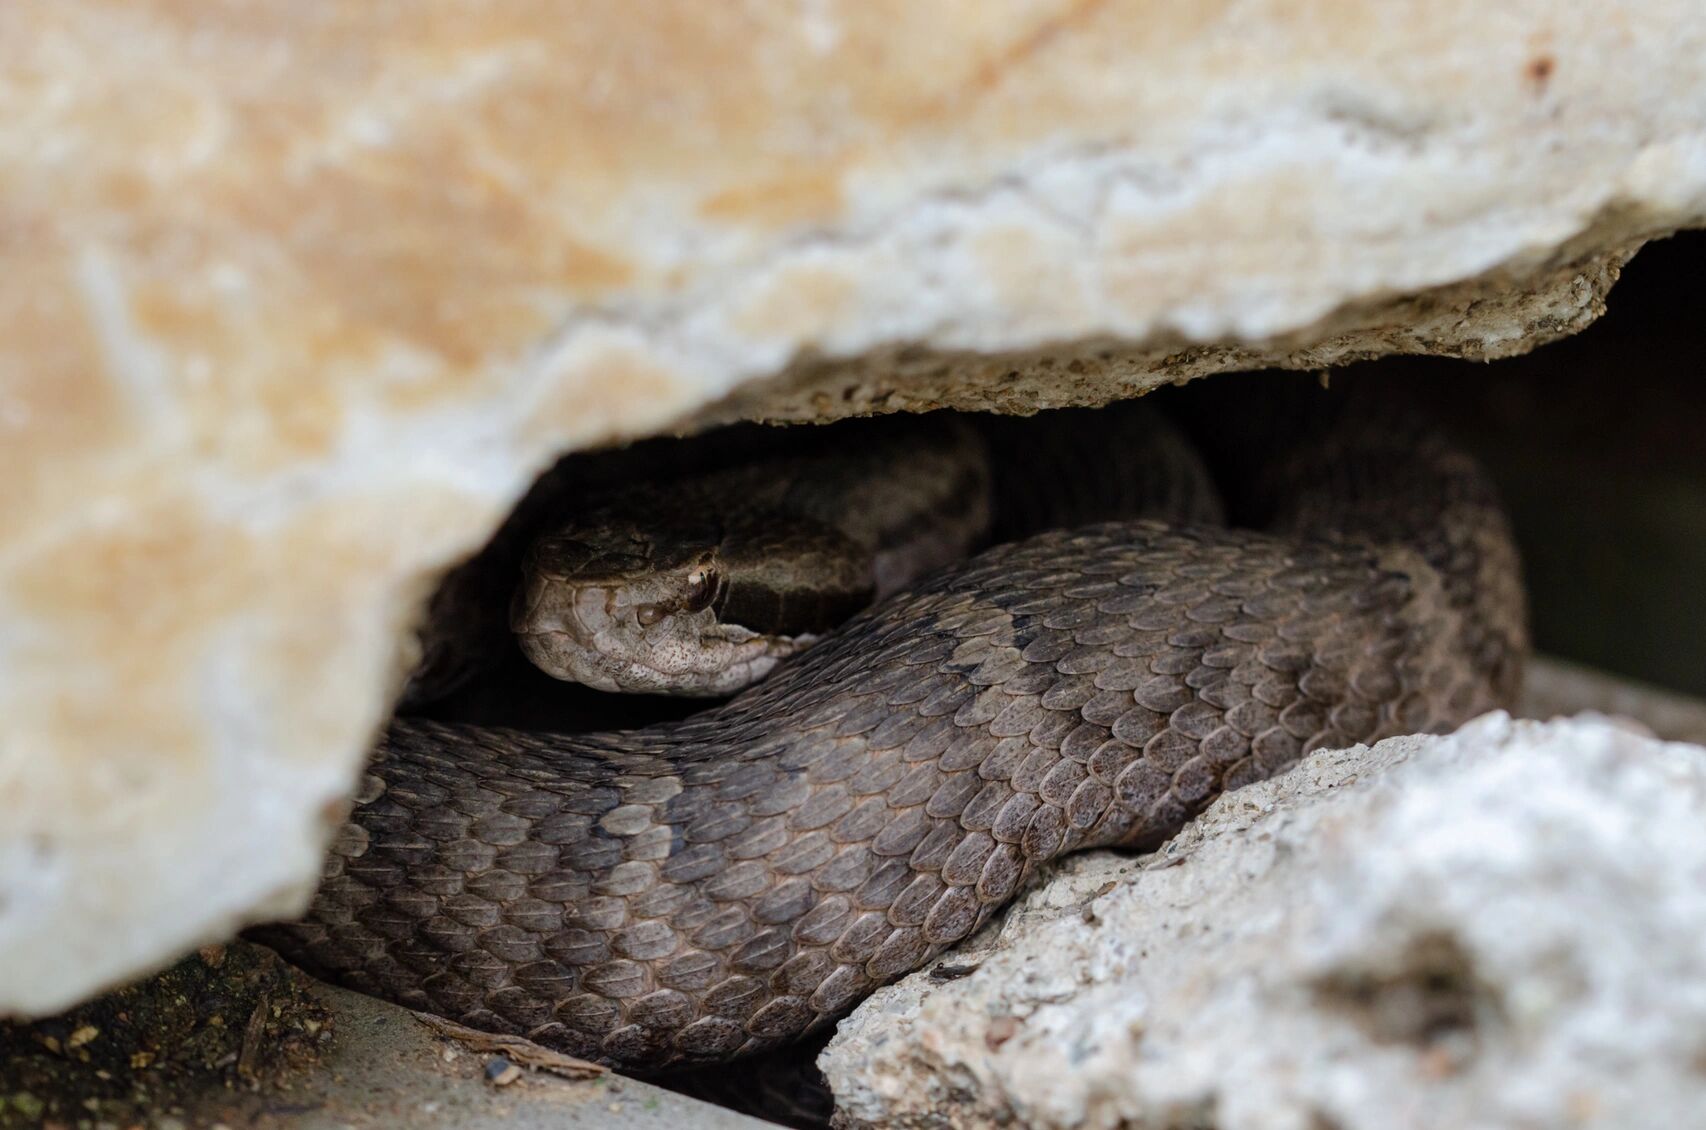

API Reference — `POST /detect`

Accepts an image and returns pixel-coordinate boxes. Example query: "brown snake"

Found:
[257,381,1527,1072]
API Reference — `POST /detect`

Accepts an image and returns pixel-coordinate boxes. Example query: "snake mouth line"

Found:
[515,582,799,696]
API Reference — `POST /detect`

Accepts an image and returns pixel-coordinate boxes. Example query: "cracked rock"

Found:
[822,712,1706,1130]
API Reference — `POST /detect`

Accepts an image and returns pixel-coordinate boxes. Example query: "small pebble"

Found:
[484,1057,522,1086]
[68,1024,99,1048]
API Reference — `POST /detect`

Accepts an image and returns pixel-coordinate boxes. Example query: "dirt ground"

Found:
[0,942,764,1130]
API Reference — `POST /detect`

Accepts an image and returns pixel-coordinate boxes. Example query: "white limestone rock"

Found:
[822,713,1706,1129]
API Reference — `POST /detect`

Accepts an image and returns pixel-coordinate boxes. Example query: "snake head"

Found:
[510,517,804,696]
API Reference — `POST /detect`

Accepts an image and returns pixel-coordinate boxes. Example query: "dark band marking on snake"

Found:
[256,381,1527,1072]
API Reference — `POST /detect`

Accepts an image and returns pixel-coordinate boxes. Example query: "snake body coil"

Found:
[259,386,1527,1071]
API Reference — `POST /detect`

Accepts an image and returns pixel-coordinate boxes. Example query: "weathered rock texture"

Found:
[4,1,1706,1013]
[821,713,1706,1130]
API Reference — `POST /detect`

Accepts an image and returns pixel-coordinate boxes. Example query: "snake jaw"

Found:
[512,570,817,697]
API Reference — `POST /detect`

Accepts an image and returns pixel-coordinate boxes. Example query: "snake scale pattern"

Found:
[258,382,1527,1072]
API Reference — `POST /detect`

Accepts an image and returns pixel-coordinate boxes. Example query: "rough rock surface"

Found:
[7,1,1706,1015]
[821,712,1706,1130]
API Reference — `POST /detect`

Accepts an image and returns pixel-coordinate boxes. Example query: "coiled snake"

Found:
[257,380,1527,1073]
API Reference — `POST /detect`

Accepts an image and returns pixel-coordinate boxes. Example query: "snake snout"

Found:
[509,567,560,636]
[510,570,611,668]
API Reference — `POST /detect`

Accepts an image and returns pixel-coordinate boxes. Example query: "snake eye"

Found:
[682,568,717,613]
[634,603,666,627]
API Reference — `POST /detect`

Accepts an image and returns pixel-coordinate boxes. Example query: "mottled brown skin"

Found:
[259,392,1526,1072]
